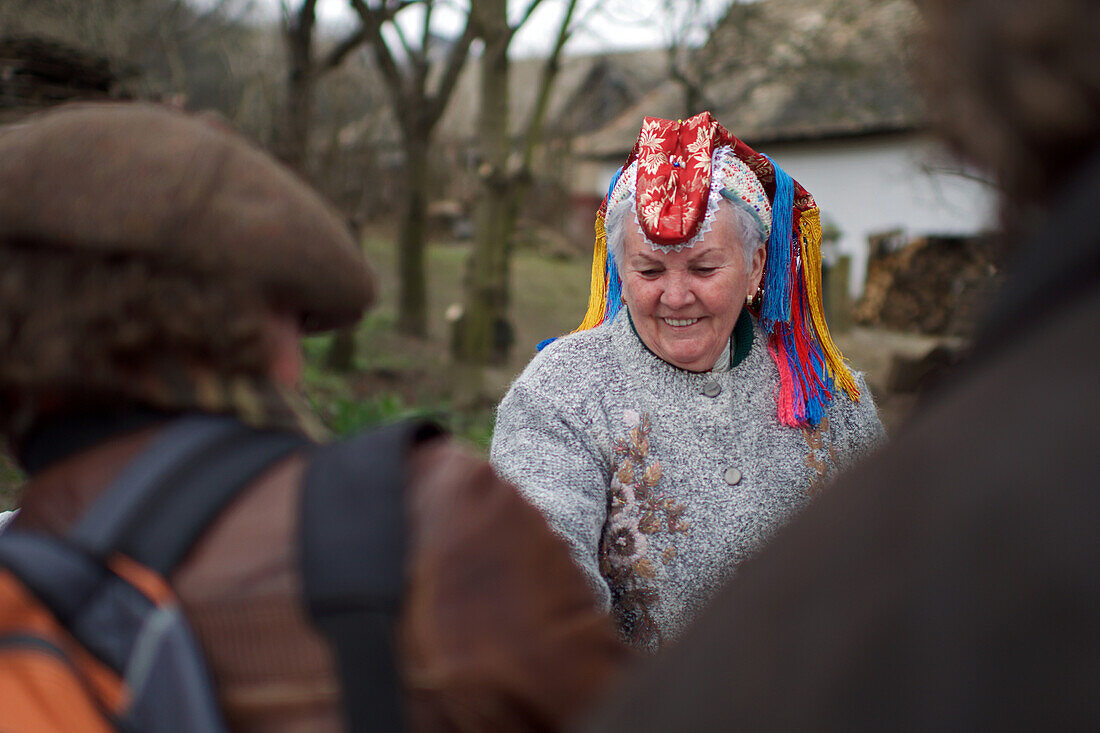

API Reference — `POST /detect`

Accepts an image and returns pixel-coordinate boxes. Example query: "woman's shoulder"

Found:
[826,369,887,450]
[493,326,617,457]
[512,325,617,392]
[831,369,874,411]
[539,324,614,360]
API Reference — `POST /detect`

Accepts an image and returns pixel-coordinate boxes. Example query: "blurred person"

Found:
[0,102,623,731]
[581,0,1100,729]
[491,112,884,652]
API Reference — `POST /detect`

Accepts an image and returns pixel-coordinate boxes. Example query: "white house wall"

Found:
[587,133,997,297]
[758,134,998,297]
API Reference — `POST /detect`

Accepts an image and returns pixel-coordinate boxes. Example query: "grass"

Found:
[302,230,593,450]
[357,233,592,371]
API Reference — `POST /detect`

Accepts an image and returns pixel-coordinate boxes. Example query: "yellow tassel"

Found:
[800,208,860,401]
[573,213,610,333]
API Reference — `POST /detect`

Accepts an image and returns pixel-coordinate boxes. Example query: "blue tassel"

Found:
[604,165,626,323]
[536,337,556,351]
[606,165,624,200]
[803,274,834,425]
[761,155,794,332]
[804,395,825,425]
[605,250,623,323]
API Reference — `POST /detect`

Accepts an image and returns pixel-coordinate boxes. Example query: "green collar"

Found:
[625,306,755,370]
[731,306,754,368]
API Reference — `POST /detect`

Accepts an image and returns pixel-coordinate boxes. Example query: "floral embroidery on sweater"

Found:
[599,410,690,647]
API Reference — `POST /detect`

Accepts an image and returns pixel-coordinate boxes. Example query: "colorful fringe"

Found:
[544,159,860,429]
[761,206,859,426]
[760,157,794,332]
[798,208,860,403]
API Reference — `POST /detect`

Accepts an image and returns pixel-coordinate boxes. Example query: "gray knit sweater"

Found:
[491,309,885,651]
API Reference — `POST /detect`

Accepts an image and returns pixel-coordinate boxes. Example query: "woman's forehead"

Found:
[623,213,742,260]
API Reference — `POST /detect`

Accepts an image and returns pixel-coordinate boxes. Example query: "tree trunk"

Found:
[396,133,430,336]
[325,327,357,371]
[455,0,511,368]
[350,1,477,340]
[280,8,314,176]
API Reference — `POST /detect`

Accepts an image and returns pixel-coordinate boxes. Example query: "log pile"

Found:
[854,234,1006,336]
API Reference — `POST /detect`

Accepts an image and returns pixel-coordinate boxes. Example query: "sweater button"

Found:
[702,380,721,397]
[724,467,742,485]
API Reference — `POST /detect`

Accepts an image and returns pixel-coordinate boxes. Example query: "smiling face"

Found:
[620,206,765,372]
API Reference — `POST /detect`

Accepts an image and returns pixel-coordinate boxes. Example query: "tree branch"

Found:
[420,0,435,56]
[389,11,421,68]
[511,0,548,33]
[349,0,413,125]
[423,12,477,124]
[297,0,320,31]
[519,0,579,171]
[319,25,370,72]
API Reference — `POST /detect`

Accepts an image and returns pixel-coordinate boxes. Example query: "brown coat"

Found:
[16,428,626,732]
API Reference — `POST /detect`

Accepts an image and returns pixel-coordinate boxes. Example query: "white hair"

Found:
[605,192,767,275]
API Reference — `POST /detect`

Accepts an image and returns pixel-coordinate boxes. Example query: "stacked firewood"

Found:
[855,234,1006,337]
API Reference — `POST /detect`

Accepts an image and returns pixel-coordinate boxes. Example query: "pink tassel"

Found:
[768,337,799,427]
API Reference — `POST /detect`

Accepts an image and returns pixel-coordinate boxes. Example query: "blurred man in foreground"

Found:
[0,103,622,731]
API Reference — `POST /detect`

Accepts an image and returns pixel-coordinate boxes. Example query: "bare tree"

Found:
[661,0,739,116]
[453,0,582,372]
[277,1,374,176]
[349,0,478,337]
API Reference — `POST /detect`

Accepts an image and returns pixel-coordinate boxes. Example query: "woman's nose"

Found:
[660,274,696,309]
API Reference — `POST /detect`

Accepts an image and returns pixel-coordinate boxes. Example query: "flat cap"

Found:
[0,102,374,332]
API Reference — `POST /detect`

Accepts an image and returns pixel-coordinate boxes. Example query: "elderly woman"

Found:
[491,113,884,650]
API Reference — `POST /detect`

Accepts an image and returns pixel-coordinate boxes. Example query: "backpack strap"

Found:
[68,414,245,559]
[300,420,443,733]
[120,422,308,574]
[69,413,308,574]
[2,414,309,651]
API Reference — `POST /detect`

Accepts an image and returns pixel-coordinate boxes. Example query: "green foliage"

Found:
[309,387,495,453]
[319,392,437,437]
[443,408,496,453]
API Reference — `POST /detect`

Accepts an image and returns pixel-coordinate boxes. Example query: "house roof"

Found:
[574,0,923,159]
